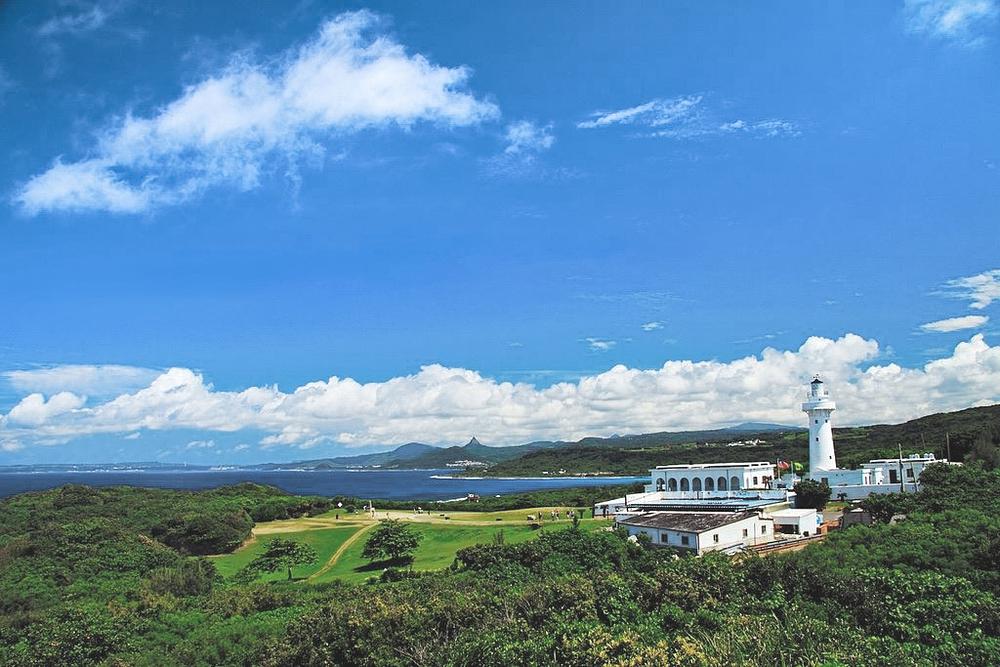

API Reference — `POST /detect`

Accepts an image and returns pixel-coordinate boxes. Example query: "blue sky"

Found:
[2,1,1000,464]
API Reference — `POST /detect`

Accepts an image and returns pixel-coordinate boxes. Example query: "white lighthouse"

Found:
[802,376,837,474]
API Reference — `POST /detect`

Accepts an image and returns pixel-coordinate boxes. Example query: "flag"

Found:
[792,462,804,472]
[777,460,790,471]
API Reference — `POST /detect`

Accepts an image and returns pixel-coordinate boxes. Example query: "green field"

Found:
[211,524,360,582]
[211,509,616,585]
[310,522,539,584]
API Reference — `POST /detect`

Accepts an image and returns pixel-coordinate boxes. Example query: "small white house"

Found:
[616,511,773,555]
[768,508,818,536]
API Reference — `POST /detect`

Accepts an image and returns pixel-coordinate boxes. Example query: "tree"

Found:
[241,538,317,581]
[794,479,832,510]
[362,520,422,564]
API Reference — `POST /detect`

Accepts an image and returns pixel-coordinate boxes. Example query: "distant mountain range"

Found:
[251,424,806,471]
[5,405,995,476]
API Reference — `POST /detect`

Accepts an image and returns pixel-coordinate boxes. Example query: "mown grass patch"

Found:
[210,525,360,582]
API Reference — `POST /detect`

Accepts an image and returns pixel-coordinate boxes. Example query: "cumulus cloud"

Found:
[577,95,799,139]
[6,392,86,427]
[921,315,989,332]
[3,364,160,397]
[904,0,998,45]
[939,269,1000,310]
[641,322,663,332]
[2,334,999,449]
[17,11,499,215]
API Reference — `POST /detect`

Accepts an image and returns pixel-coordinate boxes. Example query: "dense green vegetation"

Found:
[481,404,1000,476]
[1,466,999,665]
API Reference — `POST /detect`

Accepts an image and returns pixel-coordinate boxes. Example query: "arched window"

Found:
[680,478,690,491]
[730,476,741,490]
[692,478,702,491]
[705,477,714,491]
[656,478,665,491]
[668,478,678,491]
[717,476,727,491]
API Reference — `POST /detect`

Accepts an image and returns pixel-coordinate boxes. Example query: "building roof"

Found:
[654,461,772,470]
[769,508,816,518]
[619,510,761,533]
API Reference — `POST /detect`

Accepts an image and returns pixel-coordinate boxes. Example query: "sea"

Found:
[0,469,645,501]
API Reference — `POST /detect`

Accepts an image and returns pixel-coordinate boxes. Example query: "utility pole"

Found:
[897,443,904,493]
[946,432,952,462]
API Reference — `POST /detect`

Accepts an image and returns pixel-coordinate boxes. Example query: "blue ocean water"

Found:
[0,469,644,500]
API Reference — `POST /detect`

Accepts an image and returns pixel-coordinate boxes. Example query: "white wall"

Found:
[622,515,773,554]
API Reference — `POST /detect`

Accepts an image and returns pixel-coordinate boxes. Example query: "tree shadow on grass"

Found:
[354,556,414,573]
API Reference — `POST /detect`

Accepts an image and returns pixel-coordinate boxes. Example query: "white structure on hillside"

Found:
[617,511,774,555]
[801,376,957,499]
[649,461,775,494]
[803,377,837,473]
[594,376,960,548]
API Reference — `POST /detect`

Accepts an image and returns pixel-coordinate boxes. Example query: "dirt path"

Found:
[308,522,377,581]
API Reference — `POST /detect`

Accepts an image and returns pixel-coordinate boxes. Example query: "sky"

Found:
[2,0,1000,464]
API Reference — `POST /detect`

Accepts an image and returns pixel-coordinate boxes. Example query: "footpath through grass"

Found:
[210,524,360,582]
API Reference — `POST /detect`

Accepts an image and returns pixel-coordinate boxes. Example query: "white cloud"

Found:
[940,269,1000,309]
[6,392,86,427]
[123,431,141,440]
[577,95,799,139]
[904,0,998,45]
[483,120,556,177]
[586,338,617,352]
[17,11,499,215]
[3,334,1000,449]
[503,121,554,155]
[233,444,251,452]
[3,364,160,397]
[185,439,215,449]
[38,2,113,37]
[641,322,663,332]
[578,96,702,129]
[920,315,989,332]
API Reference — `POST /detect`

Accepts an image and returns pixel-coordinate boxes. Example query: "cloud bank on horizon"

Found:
[2,333,999,454]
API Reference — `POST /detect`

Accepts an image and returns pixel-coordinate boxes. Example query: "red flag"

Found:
[777,460,790,470]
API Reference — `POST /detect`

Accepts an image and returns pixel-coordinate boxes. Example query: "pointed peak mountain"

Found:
[464,437,483,448]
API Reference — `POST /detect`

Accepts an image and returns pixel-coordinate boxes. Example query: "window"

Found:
[752,476,758,485]
[906,468,915,479]
[713,534,719,543]
[815,436,819,442]
[717,476,727,491]
[705,477,715,491]
[889,469,899,484]
[681,535,689,545]
[692,478,702,492]
[661,533,669,543]
[668,478,678,491]
[680,478,690,491]
[815,419,818,424]
[730,476,740,490]
[761,525,768,534]
[742,528,748,537]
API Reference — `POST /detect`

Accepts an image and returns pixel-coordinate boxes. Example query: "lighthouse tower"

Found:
[802,376,837,474]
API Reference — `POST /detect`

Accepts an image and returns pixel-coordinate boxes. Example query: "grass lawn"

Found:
[210,525,361,582]
[312,521,578,584]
